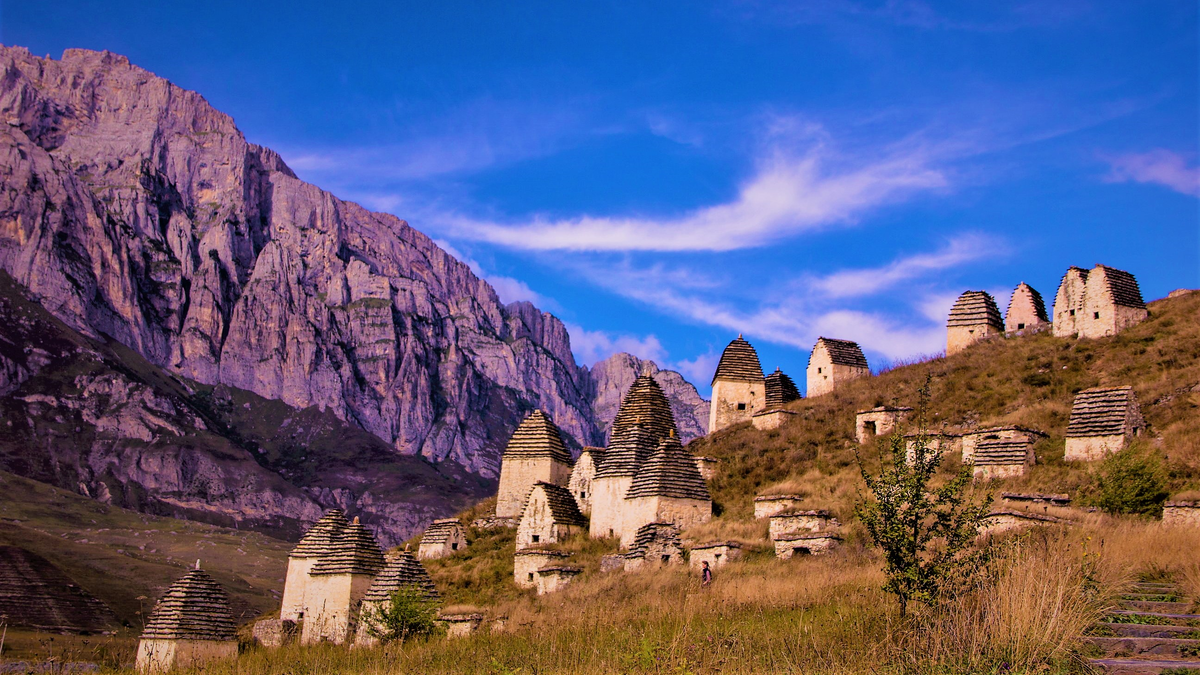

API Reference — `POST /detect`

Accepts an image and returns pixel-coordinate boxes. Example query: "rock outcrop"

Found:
[582,353,709,443]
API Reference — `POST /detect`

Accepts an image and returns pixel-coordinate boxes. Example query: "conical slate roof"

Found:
[711,336,765,384]
[764,369,801,408]
[595,421,661,479]
[1007,283,1048,323]
[290,509,350,558]
[528,482,588,527]
[140,568,236,641]
[420,519,463,545]
[609,375,678,444]
[947,291,1003,329]
[811,338,868,369]
[502,410,572,464]
[625,434,711,501]
[310,519,386,576]
[361,551,439,603]
[1066,386,1144,438]
[1093,265,1146,309]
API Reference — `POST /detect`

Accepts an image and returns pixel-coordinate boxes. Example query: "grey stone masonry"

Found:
[140,569,236,642]
[626,434,712,501]
[947,291,1004,355]
[763,369,801,408]
[501,410,573,463]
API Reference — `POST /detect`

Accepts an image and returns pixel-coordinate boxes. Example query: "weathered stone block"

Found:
[252,619,296,648]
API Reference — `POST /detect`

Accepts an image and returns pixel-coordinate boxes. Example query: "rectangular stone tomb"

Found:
[535,566,582,595]
[751,408,797,431]
[768,511,839,540]
[1163,501,1200,527]
[513,550,572,588]
[773,534,842,559]
[753,494,806,520]
[437,613,484,638]
[688,542,742,570]
[252,619,297,648]
[979,510,1066,536]
[855,407,912,444]
[960,426,1046,464]
[971,438,1035,481]
[1064,386,1145,462]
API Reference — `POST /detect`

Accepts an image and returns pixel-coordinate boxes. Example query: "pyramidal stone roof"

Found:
[1007,282,1049,323]
[594,421,661,480]
[361,551,439,603]
[1066,386,1144,438]
[947,291,1003,329]
[310,519,386,576]
[420,519,463,545]
[610,375,679,444]
[140,568,236,642]
[712,335,765,384]
[1093,265,1146,309]
[764,369,801,408]
[625,434,711,501]
[530,482,588,527]
[503,410,572,464]
[290,509,350,558]
[812,337,869,369]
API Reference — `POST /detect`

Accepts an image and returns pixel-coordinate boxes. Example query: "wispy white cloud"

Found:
[566,324,667,366]
[1104,149,1200,197]
[808,233,1003,298]
[672,352,720,389]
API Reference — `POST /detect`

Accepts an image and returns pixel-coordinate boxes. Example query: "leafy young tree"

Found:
[362,586,441,644]
[1094,446,1169,518]
[855,379,991,617]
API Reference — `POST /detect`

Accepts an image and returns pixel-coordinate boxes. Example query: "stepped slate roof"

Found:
[947,291,1004,329]
[0,546,118,634]
[420,519,463,545]
[972,438,1032,466]
[811,338,869,369]
[502,410,572,464]
[362,551,439,603]
[1093,265,1146,309]
[625,435,711,501]
[310,519,386,576]
[610,375,679,444]
[627,522,683,557]
[1066,386,1144,438]
[140,569,236,642]
[529,482,587,527]
[1007,282,1049,323]
[712,336,765,384]
[764,369,801,408]
[595,422,662,479]
[290,509,350,558]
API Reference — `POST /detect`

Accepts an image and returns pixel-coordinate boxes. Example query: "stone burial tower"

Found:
[806,337,869,397]
[353,550,439,648]
[709,335,766,433]
[300,518,387,645]
[135,566,237,673]
[281,509,349,623]
[946,290,1003,355]
[495,410,574,519]
[1053,265,1148,339]
[1005,282,1049,335]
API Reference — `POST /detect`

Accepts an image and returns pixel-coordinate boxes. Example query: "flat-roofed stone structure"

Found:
[535,566,582,595]
[855,406,912,444]
[752,408,797,430]
[417,519,467,560]
[353,550,439,647]
[947,291,1004,355]
[709,335,766,433]
[979,510,1066,537]
[513,549,572,588]
[301,518,386,646]
[773,533,842,559]
[517,482,588,549]
[807,338,869,397]
[1064,386,1146,461]
[754,494,806,520]
[136,568,237,673]
[1005,282,1050,336]
[972,437,1035,481]
[621,522,685,572]
[1053,265,1148,339]
[1001,492,1070,507]
[619,433,712,546]
[495,410,574,518]
[689,542,742,570]
[693,456,719,481]
[960,426,1047,464]
[568,447,606,515]
[1163,501,1200,527]
[437,612,484,638]
[281,509,349,622]
[769,511,840,540]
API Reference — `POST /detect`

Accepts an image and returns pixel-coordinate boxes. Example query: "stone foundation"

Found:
[751,409,796,431]
[1163,501,1200,527]
[135,638,237,673]
[768,511,839,540]
[773,534,841,559]
[979,510,1064,536]
[855,407,911,444]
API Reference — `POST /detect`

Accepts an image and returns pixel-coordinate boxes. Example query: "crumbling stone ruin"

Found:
[1053,265,1148,339]
[903,432,962,463]
[855,406,912,444]
[495,410,574,518]
[946,290,1004,355]
[693,456,720,480]
[754,494,807,520]
[618,522,685,572]
[513,549,573,589]
[1064,386,1146,461]
[417,519,467,560]
[353,550,439,648]
[437,612,484,638]
[773,533,842,559]
[709,335,767,432]
[1001,492,1070,508]
[516,482,588,549]
[960,426,1046,464]
[753,368,802,429]
[535,566,582,595]
[300,518,386,645]
[689,542,742,570]
[806,337,869,397]
[979,510,1065,536]
[1005,282,1050,336]
[568,447,606,515]
[769,511,840,540]
[136,567,237,674]
[1163,501,1200,527]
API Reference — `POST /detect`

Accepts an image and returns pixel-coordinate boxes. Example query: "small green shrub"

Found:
[1094,447,1169,518]
[361,586,441,644]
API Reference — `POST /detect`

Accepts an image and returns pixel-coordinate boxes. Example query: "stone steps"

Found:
[1087,579,1200,674]
[1086,636,1200,658]
[1094,623,1200,639]
[1121,600,1195,614]
[1089,657,1200,674]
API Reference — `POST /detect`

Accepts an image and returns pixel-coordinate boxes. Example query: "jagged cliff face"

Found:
[584,353,709,444]
[0,46,596,475]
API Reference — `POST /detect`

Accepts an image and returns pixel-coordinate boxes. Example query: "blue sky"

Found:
[6,1,1198,396]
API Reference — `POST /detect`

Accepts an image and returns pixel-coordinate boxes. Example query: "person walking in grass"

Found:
[701,560,712,587]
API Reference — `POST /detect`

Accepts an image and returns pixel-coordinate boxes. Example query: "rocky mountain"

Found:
[0,46,710,541]
[583,353,709,443]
